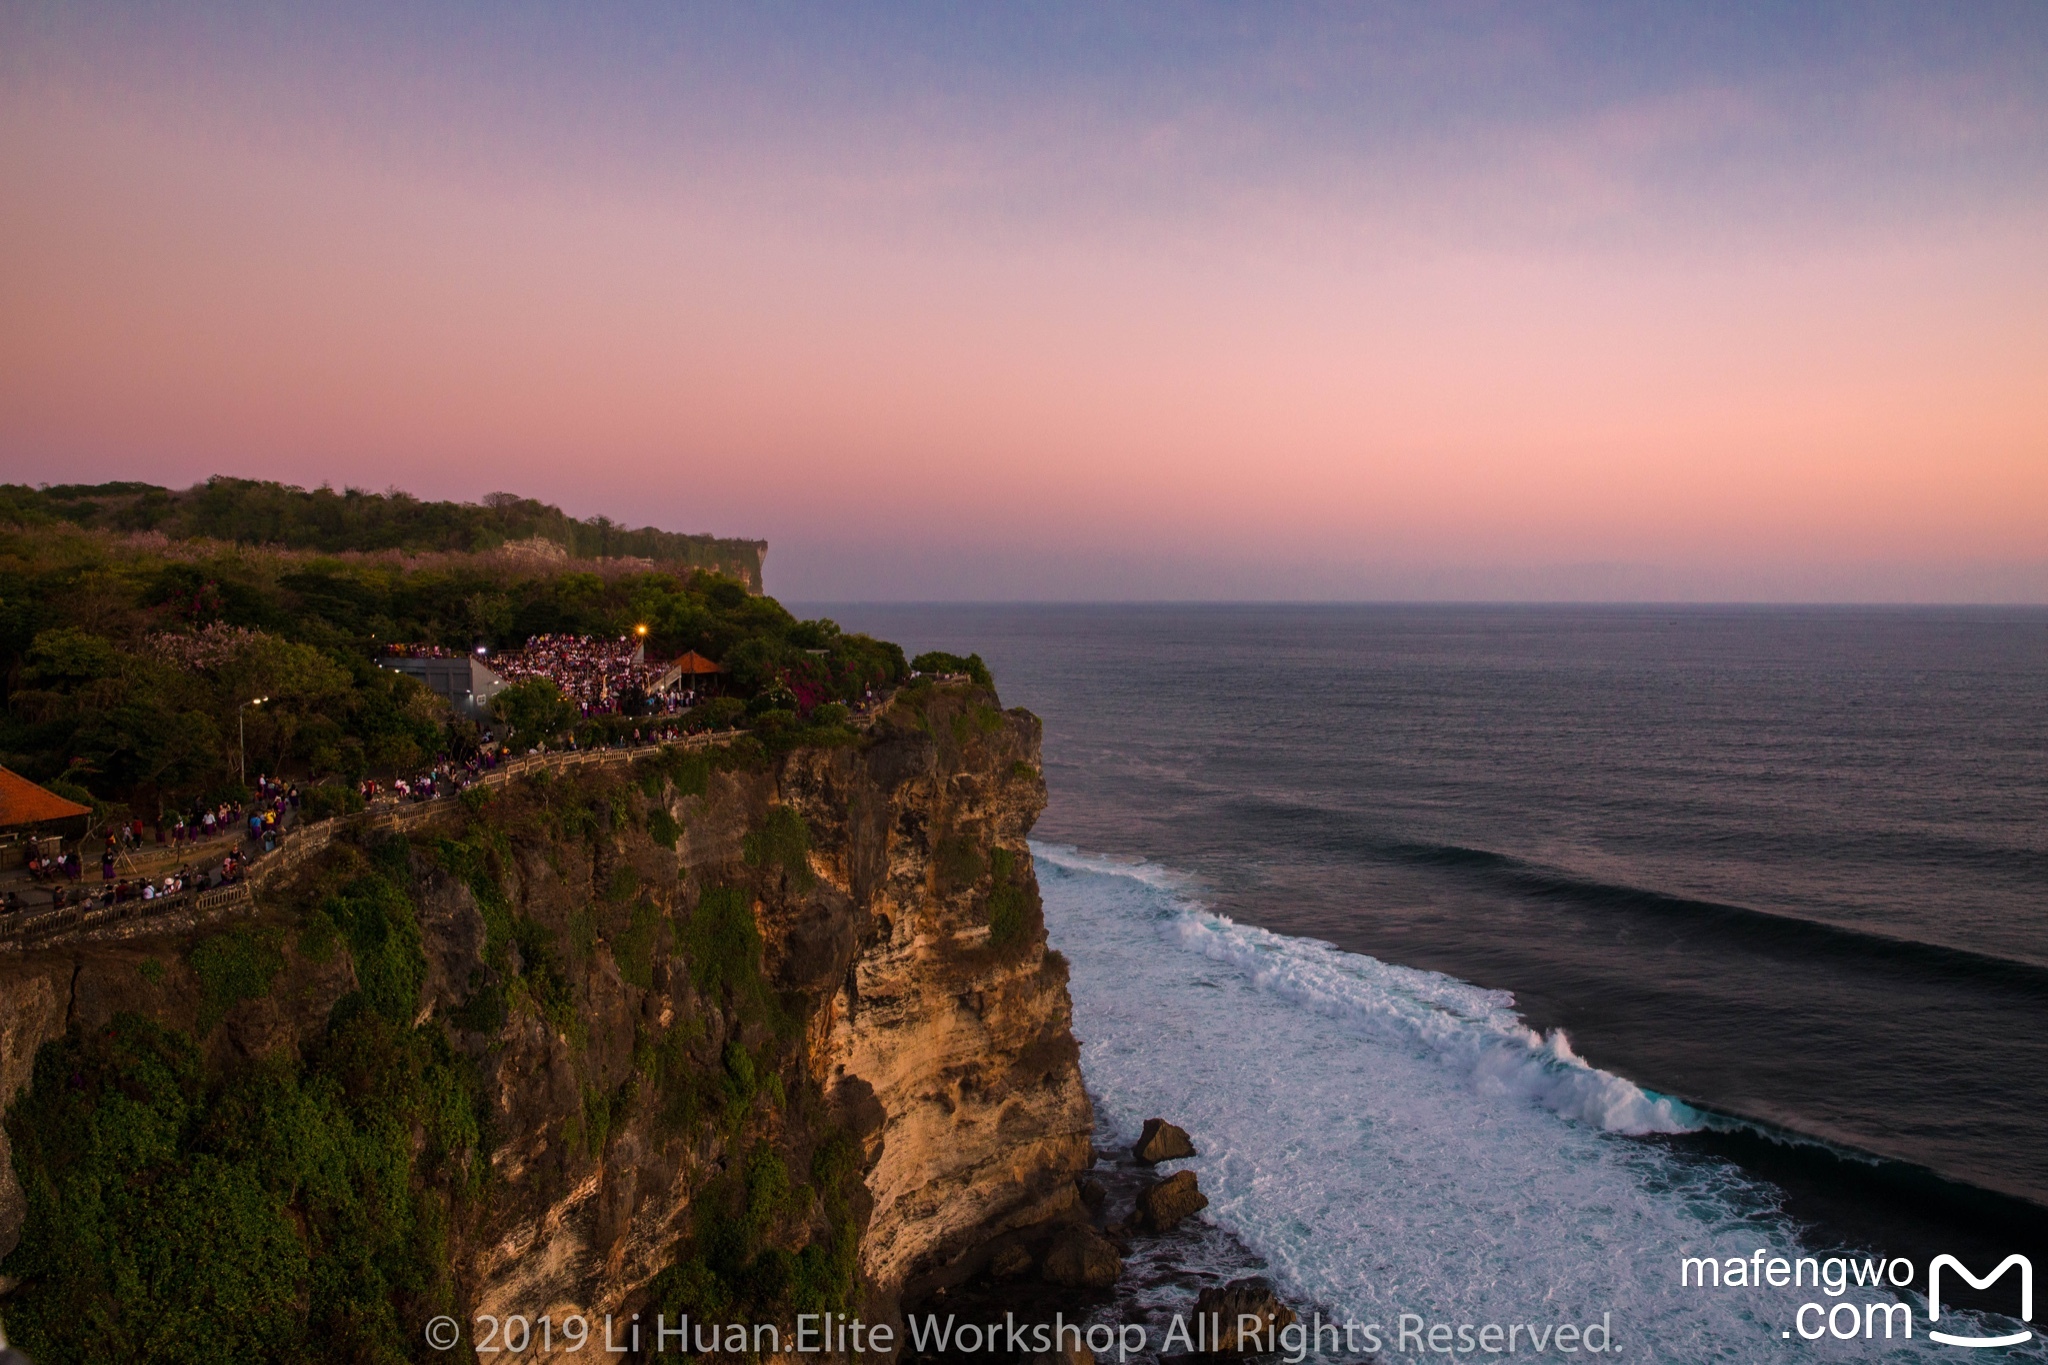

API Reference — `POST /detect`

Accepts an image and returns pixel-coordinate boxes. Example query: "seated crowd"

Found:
[491,634,692,717]
[7,849,249,917]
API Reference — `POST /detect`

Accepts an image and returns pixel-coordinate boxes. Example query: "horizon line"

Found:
[782,599,2048,611]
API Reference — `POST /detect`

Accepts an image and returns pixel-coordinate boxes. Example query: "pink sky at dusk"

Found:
[2,3,2044,600]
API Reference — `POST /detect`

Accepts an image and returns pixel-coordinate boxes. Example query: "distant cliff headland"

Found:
[0,478,768,590]
[0,485,1092,1363]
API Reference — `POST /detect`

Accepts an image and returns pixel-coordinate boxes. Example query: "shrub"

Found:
[449,978,507,1034]
[721,1039,758,1121]
[581,1084,614,1158]
[933,833,984,892]
[300,783,365,821]
[319,873,426,1024]
[0,1009,483,1365]
[985,844,1038,950]
[189,926,287,1032]
[742,807,815,891]
[492,677,575,748]
[433,829,513,962]
[910,650,992,687]
[987,883,1033,949]
[683,885,764,1005]
[615,901,662,991]
[674,752,714,793]
[512,916,576,1031]
[750,707,798,736]
[689,697,747,731]
[643,1138,852,1352]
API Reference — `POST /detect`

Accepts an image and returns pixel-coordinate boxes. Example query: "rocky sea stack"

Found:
[1134,1169,1209,1232]
[1133,1117,1197,1164]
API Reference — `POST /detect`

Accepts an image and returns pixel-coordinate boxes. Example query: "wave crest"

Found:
[1037,842,1700,1136]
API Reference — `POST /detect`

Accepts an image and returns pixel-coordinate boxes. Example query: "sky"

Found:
[2,2,2045,601]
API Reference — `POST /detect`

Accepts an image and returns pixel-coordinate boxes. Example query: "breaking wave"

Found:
[1034,843,2035,1361]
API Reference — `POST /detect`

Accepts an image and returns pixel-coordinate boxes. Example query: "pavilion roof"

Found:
[670,650,728,674]
[0,767,92,830]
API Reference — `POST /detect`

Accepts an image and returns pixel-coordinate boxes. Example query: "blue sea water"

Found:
[804,604,2048,1353]
[1034,845,2038,1359]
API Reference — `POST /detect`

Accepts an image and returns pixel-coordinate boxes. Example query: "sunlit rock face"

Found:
[0,684,1090,1354]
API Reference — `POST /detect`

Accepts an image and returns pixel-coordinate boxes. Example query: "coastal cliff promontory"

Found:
[0,690,1091,1361]
[0,485,1098,1360]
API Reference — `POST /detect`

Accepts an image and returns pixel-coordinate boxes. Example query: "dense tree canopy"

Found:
[0,478,765,580]
[0,520,906,823]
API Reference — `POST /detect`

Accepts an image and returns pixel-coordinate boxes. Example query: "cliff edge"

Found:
[0,681,1091,1360]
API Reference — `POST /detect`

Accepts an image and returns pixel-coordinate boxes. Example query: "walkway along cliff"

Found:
[0,681,1094,1361]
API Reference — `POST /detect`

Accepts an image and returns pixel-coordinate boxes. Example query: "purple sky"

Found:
[3,2,2045,599]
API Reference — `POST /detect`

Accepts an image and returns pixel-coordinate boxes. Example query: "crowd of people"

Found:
[359,743,507,805]
[2,678,878,928]
[6,782,300,917]
[381,634,733,719]
[9,846,248,916]
[490,633,687,716]
[172,778,302,847]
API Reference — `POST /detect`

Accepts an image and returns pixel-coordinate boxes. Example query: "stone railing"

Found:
[0,729,751,952]
[0,880,255,951]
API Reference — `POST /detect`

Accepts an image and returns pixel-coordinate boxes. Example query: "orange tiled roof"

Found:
[0,767,92,829]
[670,650,727,674]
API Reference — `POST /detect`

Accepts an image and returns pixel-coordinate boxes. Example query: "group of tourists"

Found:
[22,848,83,883]
[162,779,301,851]
[3,693,791,927]
[492,633,674,715]
[360,742,509,807]
[9,780,295,916]
[6,849,246,917]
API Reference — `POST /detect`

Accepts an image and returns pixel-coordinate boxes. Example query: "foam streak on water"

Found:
[1036,845,2028,1362]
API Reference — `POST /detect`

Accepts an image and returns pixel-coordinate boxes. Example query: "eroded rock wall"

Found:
[0,684,1091,1349]
[451,685,1091,1327]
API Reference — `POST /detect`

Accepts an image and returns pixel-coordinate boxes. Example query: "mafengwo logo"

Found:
[1928,1254,2032,1349]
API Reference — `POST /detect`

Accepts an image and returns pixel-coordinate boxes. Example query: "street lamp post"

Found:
[240,697,269,785]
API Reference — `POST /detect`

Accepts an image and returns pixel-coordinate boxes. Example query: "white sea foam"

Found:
[1035,844,2031,1362]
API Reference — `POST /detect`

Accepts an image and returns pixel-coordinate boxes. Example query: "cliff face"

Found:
[0,683,1091,1357]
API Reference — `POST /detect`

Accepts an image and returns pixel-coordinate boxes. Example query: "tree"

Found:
[491,678,575,749]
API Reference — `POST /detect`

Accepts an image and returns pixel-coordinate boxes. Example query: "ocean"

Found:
[806,603,2048,1357]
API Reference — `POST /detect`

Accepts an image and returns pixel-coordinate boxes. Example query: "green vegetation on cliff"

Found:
[0,487,1049,1365]
[1,757,887,1363]
[0,835,481,1365]
[0,492,905,825]
[0,478,765,582]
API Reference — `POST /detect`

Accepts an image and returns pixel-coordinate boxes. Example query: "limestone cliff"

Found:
[0,682,1091,1359]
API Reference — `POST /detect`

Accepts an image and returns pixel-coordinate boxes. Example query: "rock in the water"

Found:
[1133,1117,1197,1164]
[1077,1176,1108,1211]
[1192,1277,1297,1353]
[1040,1224,1123,1289]
[1135,1169,1208,1232]
[988,1243,1034,1279]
